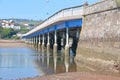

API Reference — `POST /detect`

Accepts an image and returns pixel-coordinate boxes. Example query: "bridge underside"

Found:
[24,19,82,38]
[23,19,82,56]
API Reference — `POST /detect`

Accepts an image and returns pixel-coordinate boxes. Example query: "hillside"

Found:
[2,18,43,27]
[0,18,43,39]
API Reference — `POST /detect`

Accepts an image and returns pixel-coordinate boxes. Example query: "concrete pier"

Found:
[65,28,70,57]
[53,30,58,54]
[47,32,50,53]
[42,34,45,52]
[38,35,41,51]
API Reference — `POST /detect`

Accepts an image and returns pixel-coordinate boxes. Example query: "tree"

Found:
[0,28,18,39]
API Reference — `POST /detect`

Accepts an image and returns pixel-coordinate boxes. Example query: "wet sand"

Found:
[0,39,27,48]
[24,72,120,80]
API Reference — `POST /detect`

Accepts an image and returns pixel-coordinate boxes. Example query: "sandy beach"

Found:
[0,39,27,48]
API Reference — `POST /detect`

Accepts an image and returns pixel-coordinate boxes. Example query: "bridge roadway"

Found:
[22,5,84,65]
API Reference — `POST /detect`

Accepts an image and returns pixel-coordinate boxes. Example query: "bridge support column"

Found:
[34,36,36,47]
[30,38,32,45]
[64,28,70,72]
[32,37,34,46]
[25,39,28,43]
[53,30,57,54]
[34,36,35,47]
[27,38,29,44]
[65,28,70,56]
[35,36,38,49]
[47,32,50,53]
[38,35,41,51]
[28,38,30,43]
[30,38,32,44]
[42,34,45,52]
[37,36,39,49]
[61,32,65,60]
[27,38,29,43]
[47,32,50,67]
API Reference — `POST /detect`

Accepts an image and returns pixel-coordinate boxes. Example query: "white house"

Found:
[1,20,21,30]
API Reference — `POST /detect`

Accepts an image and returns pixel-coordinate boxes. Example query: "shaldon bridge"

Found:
[22,5,84,57]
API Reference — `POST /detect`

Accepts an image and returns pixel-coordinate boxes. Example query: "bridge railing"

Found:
[46,5,83,24]
[24,5,83,37]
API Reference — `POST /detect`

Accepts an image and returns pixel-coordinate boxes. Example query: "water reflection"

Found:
[36,50,76,74]
[0,48,76,79]
[64,55,70,72]
[0,48,44,80]
[47,52,50,68]
[53,53,57,73]
[41,52,45,63]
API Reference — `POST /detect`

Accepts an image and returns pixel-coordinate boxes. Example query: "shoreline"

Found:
[0,39,27,48]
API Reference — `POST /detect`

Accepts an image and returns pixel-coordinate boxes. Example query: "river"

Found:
[0,47,76,80]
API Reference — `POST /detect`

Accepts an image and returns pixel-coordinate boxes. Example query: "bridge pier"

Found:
[36,36,39,50]
[33,36,36,48]
[64,28,70,72]
[65,28,70,57]
[35,36,37,49]
[32,37,34,47]
[38,35,41,51]
[61,32,65,60]
[26,38,29,43]
[29,38,32,45]
[47,32,50,53]
[53,30,58,54]
[42,34,45,52]
[34,36,36,48]
[37,36,39,50]
[57,33,62,52]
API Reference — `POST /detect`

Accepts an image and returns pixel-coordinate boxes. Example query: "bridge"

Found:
[22,0,120,73]
[22,4,85,59]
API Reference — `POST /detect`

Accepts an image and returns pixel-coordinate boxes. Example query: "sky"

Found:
[0,0,99,20]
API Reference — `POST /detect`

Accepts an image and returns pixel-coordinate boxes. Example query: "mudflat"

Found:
[0,39,27,48]
[24,72,120,80]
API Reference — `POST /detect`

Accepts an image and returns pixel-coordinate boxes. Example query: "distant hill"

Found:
[1,18,43,27]
[0,18,43,35]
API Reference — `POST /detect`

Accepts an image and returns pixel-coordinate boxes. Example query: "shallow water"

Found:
[0,48,76,80]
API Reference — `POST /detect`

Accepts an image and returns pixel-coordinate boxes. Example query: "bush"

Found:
[0,28,18,39]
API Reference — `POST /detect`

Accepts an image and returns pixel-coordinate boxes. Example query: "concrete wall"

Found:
[75,0,120,74]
